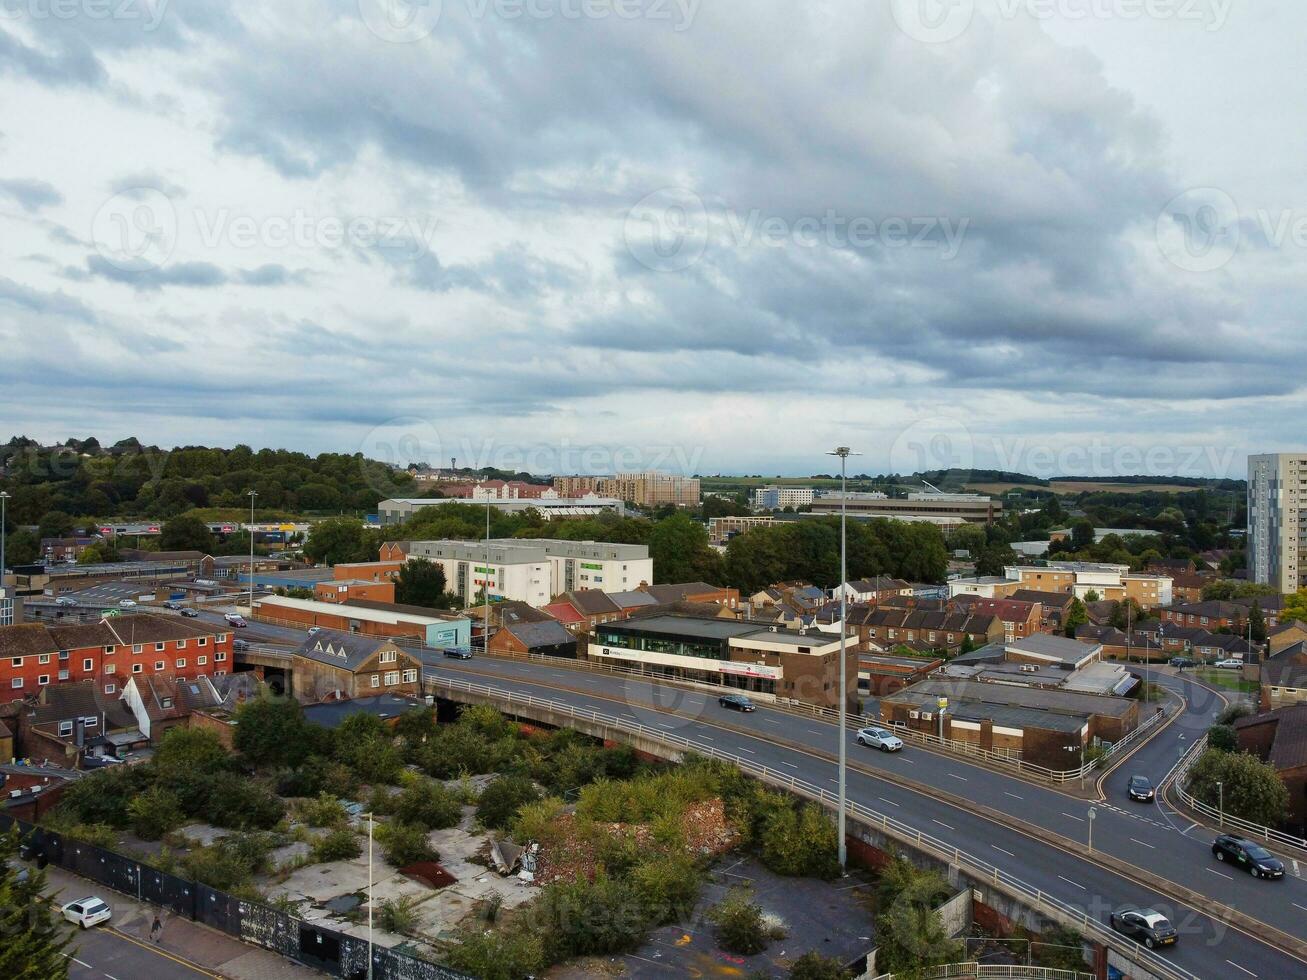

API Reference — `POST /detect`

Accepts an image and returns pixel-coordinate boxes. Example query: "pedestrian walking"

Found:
[150,913,163,943]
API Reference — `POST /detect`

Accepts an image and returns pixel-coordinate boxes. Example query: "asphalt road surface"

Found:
[65,926,216,980]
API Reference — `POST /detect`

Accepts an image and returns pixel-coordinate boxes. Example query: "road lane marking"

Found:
[807,729,823,735]
[1293,903,1307,913]
[1061,812,1084,823]
[1130,838,1155,849]
[780,761,799,769]
[992,845,1015,857]
[1207,868,1233,881]
[1057,875,1085,890]
[947,773,967,782]
[878,797,901,807]
[1004,792,1023,800]
[933,819,955,831]
[1225,961,1257,977]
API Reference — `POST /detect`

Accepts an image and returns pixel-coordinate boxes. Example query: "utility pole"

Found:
[247,490,258,615]
[827,446,860,872]
[366,811,374,980]
[0,490,9,585]
[484,493,491,652]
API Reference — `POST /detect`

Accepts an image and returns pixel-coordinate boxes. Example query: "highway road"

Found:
[64,926,217,980]
[206,608,1305,976]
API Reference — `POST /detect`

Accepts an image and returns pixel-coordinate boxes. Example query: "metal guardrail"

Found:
[871,965,1090,980]
[1171,735,1307,851]
[424,672,1197,980]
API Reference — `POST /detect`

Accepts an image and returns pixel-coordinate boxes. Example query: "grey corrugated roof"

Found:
[1007,633,1097,664]
[504,619,575,649]
[295,629,394,670]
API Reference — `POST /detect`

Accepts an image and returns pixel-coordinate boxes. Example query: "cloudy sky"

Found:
[1,1,1302,479]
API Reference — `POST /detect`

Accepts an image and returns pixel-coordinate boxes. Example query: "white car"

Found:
[118,599,137,607]
[54,596,77,607]
[856,726,904,752]
[307,626,322,635]
[61,896,112,929]
[1213,659,1245,670]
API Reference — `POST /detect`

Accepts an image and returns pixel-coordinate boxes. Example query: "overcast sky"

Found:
[1,1,1302,479]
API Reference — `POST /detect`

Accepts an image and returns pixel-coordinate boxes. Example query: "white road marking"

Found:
[1293,903,1307,914]
[779,761,799,769]
[1061,812,1085,823]
[1225,960,1257,977]
[1130,838,1155,849]
[738,747,755,754]
[992,845,1015,857]
[807,729,823,735]
[878,797,901,807]
[1057,875,1086,890]
[1004,792,1023,800]
[1207,868,1234,881]
[947,773,967,781]
[933,819,955,831]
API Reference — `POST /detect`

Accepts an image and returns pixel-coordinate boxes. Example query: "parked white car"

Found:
[118,598,137,607]
[61,896,112,929]
[1213,659,1245,670]
[856,726,904,752]
[54,596,77,607]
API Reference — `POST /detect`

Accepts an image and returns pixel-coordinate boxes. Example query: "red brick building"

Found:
[952,597,1042,640]
[0,615,231,702]
[315,579,396,604]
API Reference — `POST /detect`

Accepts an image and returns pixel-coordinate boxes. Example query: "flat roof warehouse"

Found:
[602,615,838,650]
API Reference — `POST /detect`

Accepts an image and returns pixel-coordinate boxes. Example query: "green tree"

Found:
[0,827,73,980]
[234,695,316,768]
[1070,519,1095,551]
[789,952,854,980]
[708,887,771,955]
[875,864,964,974]
[1249,601,1267,645]
[445,926,547,980]
[158,513,217,552]
[303,517,377,565]
[37,510,75,540]
[1063,597,1088,637]
[1084,589,1101,603]
[5,529,40,565]
[127,786,184,840]
[476,775,542,830]
[759,802,839,878]
[376,821,438,866]
[974,543,1016,578]
[1207,725,1238,752]
[649,512,722,584]
[1187,749,1290,827]
[394,557,453,608]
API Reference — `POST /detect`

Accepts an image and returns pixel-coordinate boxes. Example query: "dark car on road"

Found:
[1212,835,1284,878]
[1168,656,1196,668]
[443,648,474,660]
[1127,775,1155,802]
[1110,906,1178,948]
[718,693,756,712]
[180,608,199,618]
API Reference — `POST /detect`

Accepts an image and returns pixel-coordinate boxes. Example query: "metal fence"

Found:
[1169,734,1307,852]
[0,813,471,980]
[870,966,1090,980]
[425,673,1199,980]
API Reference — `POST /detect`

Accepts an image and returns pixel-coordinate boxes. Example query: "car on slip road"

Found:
[1127,774,1155,802]
[856,726,904,752]
[718,693,756,712]
[1212,835,1285,879]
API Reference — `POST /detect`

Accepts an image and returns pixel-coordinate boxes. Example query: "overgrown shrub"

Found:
[128,787,184,841]
[789,952,854,979]
[392,780,462,831]
[476,776,541,830]
[531,874,651,960]
[444,926,546,980]
[205,772,286,831]
[312,828,361,863]
[376,821,438,867]
[183,834,274,891]
[759,802,839,879]
[298,793,348,829]
[1207,724,1238,752]
[709,887,769,955]
[377,895,420,935]
[629,852,701,923]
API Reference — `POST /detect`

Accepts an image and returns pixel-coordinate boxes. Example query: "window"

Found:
[59,721,73,737]
[82,658,93,671]
[370,674,380,688]
[104,664,115,675]
[58,670,69,681]
[9,657,21,668]
[83,716,97,728]
[216,652,227,662]
[176,659,186,668]
[177,640,187,650]
[380,650,397,664]
[104,646,115,655]
[10,678,22,689]
[198,656,207,665]
[402,668,417,683]
[104,684,116,694]
[384,671,400,685]
[132,664,143,674]
[198,637,208,647]
[155,661,165,670]
[155,642,166,652]
[133,644,143,654]
[218,633,228,642]
[58,650,69,661]
[38,654,50,665]
[38,674,49,685]
[215,669,227,677]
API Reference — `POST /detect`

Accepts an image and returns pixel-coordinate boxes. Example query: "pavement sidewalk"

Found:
[42,863,324,980]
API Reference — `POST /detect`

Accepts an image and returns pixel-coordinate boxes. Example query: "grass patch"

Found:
[1194,669,1257,694]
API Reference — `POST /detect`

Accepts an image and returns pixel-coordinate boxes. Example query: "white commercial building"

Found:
[1248,453,1307,593]
[378,496,625,524]
[407,538,653,606]
[751,485,818,510]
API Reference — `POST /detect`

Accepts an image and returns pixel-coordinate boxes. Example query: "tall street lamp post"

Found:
[0,490,9,582]
[247,490,258,615]
[826,446,860,871]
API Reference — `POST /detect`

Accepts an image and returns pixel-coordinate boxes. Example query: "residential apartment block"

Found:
[708,515,775,544]
[750,485,816,510]
[1249,453,1307,593]
[405,538,652,606]
[551,472,700,508]
[378,496,626,524]
[0,615,232,703]
[949,562,1172,608]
